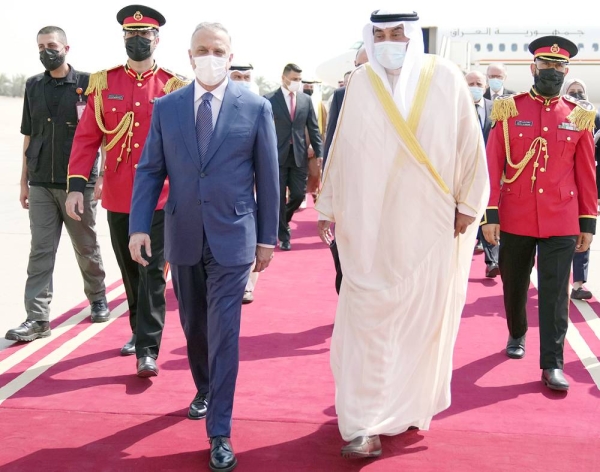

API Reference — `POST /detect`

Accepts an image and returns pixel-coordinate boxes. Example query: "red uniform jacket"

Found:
[484,89,597,238]
[68,63,188,213]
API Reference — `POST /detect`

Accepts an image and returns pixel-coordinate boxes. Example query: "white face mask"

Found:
[237,80,252,90]
[193,55,228,86]
[374,41,408,70]
[285,79,302,93]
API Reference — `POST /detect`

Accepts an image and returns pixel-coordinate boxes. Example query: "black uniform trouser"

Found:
[499,231,577,369]
[107,210,166,359]
[278,148,308,243]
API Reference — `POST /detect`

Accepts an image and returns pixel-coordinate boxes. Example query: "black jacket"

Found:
[21,65,97,187]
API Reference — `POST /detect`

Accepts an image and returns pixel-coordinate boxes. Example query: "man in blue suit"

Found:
[128,22,279,472]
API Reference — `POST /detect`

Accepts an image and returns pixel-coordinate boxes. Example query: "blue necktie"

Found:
[196,92,213,162]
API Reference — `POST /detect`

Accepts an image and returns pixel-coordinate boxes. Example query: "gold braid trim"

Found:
[85,70,108,96]
[501,118,548,191]
[490,96,519,123]
[567,105,596,132]
[163,76,190,94]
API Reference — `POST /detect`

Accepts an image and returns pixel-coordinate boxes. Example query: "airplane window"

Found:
[487,43,493,52]
[511,43,518,52]
[474,43,481,52]
[594,43,599,52]
[578,43,584,50]
[524,43,529,51]
[499,43,506,52]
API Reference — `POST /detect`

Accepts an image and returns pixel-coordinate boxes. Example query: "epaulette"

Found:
[85,65,122,95]
[490,91,526,123]
[160,67,191,94]
[563,95,597,132]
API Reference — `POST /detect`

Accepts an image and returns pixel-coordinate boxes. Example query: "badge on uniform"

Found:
[515,120,533,127]
[75,87,86,121]
[558,122,579,131]
[108,94,124,100]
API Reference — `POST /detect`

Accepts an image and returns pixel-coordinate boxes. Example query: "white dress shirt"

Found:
[474,98,485,128]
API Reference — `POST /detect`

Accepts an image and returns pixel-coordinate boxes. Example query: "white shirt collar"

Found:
[194,77,229,103]
[280,85,296,96]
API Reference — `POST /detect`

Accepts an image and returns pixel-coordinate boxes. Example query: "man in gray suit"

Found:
[264,63,323,251]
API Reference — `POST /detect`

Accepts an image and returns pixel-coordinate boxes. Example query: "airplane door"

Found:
[440,37,471,72]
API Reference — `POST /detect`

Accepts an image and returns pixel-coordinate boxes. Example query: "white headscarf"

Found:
[560,77,587,97]
[362,9,424,118]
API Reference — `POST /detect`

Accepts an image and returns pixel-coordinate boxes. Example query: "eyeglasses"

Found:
[535,60,567,72]
[123,30,157,39]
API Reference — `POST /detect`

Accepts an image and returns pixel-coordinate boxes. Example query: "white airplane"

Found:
[316,26,600,104]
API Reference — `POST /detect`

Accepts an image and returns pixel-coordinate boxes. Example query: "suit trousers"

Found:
[171,235,252,438]
[572,249,590,283]
[477,226,499,265]
[107,210,166,359]
[499,231,576,369]
[25,186,106,321]
[278,148,308,243]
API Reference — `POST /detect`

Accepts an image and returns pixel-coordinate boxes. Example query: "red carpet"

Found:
[1,202,599,471]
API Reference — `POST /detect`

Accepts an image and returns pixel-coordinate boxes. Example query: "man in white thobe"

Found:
[316,9,490,459]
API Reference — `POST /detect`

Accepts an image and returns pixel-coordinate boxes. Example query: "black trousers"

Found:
[499,231,577,369]
[278,149,308,243]
[330,240,343,294]
[107,210,166,359]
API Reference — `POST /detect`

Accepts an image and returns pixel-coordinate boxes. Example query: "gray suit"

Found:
[264,88,323,243]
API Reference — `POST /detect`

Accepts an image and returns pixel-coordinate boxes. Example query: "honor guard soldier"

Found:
[482,35,597,391]
[66,4,189,377]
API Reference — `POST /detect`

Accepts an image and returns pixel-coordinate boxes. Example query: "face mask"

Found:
[303,88,313,96]
[194,55,228,86]
[569,91,586,100]
[237,81,252,90]
[39,48,66,71]
[469,86,484,102]
[125,36,153,62]
[488,78,503,92]
[533,68,565,97]
[285,80,302,93]
[374,41,408,70]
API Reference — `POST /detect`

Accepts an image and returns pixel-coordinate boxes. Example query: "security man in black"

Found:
[5,25,109,343]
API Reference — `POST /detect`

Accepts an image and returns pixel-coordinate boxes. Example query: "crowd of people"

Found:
[6,4,599,471]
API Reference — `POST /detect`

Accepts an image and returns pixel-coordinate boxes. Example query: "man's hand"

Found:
[65,192,84,221]
[307,145,315,159]
[576,232,593,253]
[454,211,476,238]
[254,246,274,272]
[19,182,29,209]
[129,233,152,267]
[482,224,501,246]
[318,220,333,245]
[93,176,103,200]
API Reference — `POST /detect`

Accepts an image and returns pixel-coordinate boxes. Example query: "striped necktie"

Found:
[196,92,213,162]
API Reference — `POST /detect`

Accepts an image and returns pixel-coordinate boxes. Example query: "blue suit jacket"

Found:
[129,80,280,267]
[323,86,345,167]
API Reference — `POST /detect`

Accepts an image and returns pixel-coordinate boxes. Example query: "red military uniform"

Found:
[68,62,187,213]
[484,88,597,237]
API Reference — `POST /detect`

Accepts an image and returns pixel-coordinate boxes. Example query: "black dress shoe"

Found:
[136,356,158,378]
[506,334,526,359]
[5,320,51,342]
[485,263,500,278]
[90,299,110,323]
[474,241,484,254]
[188,392,208,420]
[571,287,593,300]
[542,369,569,391]
[121,334,137,356]
[209,436,237,472]
[279,241,291,251]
